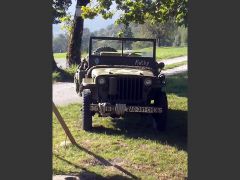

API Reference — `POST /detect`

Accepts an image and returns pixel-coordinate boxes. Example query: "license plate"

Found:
[127,106,162,113]
[90,104,162,113]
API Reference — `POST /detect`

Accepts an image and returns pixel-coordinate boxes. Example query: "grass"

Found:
[167,73,188,97]
[54,52,88,60]
[54,53,67,59]
[53,73,188,179]
[52,71,61,81]
[53,47,187,61]
[140,46,187,60]
[156,47,187,60]
[164,61,187,70]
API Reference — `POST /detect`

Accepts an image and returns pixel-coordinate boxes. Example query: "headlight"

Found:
[158,74,165,81]
[144,78,152,86]
[98,77,106,85]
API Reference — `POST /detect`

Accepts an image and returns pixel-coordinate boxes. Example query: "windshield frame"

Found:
[89,36,156,59]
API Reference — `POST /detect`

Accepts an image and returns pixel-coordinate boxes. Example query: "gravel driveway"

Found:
[159,56,187,65]
[53,82,82,106]
[55,58,68,69]
[53,56,187,106]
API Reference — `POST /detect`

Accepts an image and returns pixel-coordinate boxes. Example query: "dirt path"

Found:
[159,55,187,65]
[55,58,67,69]
[163,64,187,76]
[53,56,187,106]
[53,82,82,106]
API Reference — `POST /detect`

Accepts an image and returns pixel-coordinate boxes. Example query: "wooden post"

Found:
[52,102,77,145]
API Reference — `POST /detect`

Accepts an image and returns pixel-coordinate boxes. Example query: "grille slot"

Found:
[108,76,143,103]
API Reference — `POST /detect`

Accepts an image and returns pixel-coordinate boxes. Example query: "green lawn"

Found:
[53,73,188,179]
[54,52,88,60]
[54,53,67,59]
[156,47,187,60]
[145,46,187,60]
[53,47,187,61]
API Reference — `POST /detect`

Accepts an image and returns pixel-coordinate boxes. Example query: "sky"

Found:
[53,0,120,36]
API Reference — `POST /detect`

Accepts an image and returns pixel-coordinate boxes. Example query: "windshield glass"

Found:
[91,39,154,58]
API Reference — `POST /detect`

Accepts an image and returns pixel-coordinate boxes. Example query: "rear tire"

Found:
[153,92,168,132]
[93,46,117,55]
[82,89,92,131]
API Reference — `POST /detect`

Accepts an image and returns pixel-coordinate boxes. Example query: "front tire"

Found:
[153,92,168,132]
[82,89,92,131]
[75,81,79,93]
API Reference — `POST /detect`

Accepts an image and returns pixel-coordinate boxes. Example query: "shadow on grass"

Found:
[53,154,133,179]
[54,153,136,180]
[92,109,187,151]
[166,73,188,97]
[53,111,187,179]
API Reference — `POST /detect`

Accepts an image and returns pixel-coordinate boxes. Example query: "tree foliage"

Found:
[81,0,188,27]
[131,19,178,46]
[52,0,72,24]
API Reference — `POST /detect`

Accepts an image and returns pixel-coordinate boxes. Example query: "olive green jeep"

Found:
[74,37,167,131]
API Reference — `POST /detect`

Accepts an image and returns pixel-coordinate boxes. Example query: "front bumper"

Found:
[90,103,162,116]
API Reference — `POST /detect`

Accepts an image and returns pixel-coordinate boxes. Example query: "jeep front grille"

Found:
[108,76,144,103]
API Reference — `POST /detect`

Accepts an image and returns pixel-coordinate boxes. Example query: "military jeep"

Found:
[74,37,168,131]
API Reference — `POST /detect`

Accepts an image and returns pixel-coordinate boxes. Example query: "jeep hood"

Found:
[91,67,154,77]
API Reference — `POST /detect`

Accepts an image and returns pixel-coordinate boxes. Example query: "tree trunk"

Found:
[66,0,88,67]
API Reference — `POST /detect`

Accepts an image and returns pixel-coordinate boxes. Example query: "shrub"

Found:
[65,64,78,77]
[52,71,61,81]
[52,64,78,82]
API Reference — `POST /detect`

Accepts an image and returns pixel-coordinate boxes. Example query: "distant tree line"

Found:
[52,21,187,53]
[53,28,92,53]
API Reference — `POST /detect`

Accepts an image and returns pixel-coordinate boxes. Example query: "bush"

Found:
[52,71,61,81]
[52,64,78,82]
[65,64,78,77]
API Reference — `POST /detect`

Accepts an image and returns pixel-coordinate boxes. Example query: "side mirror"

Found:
[158,62,165,70]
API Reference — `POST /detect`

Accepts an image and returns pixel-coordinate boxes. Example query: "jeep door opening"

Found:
[74,37,168,131]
